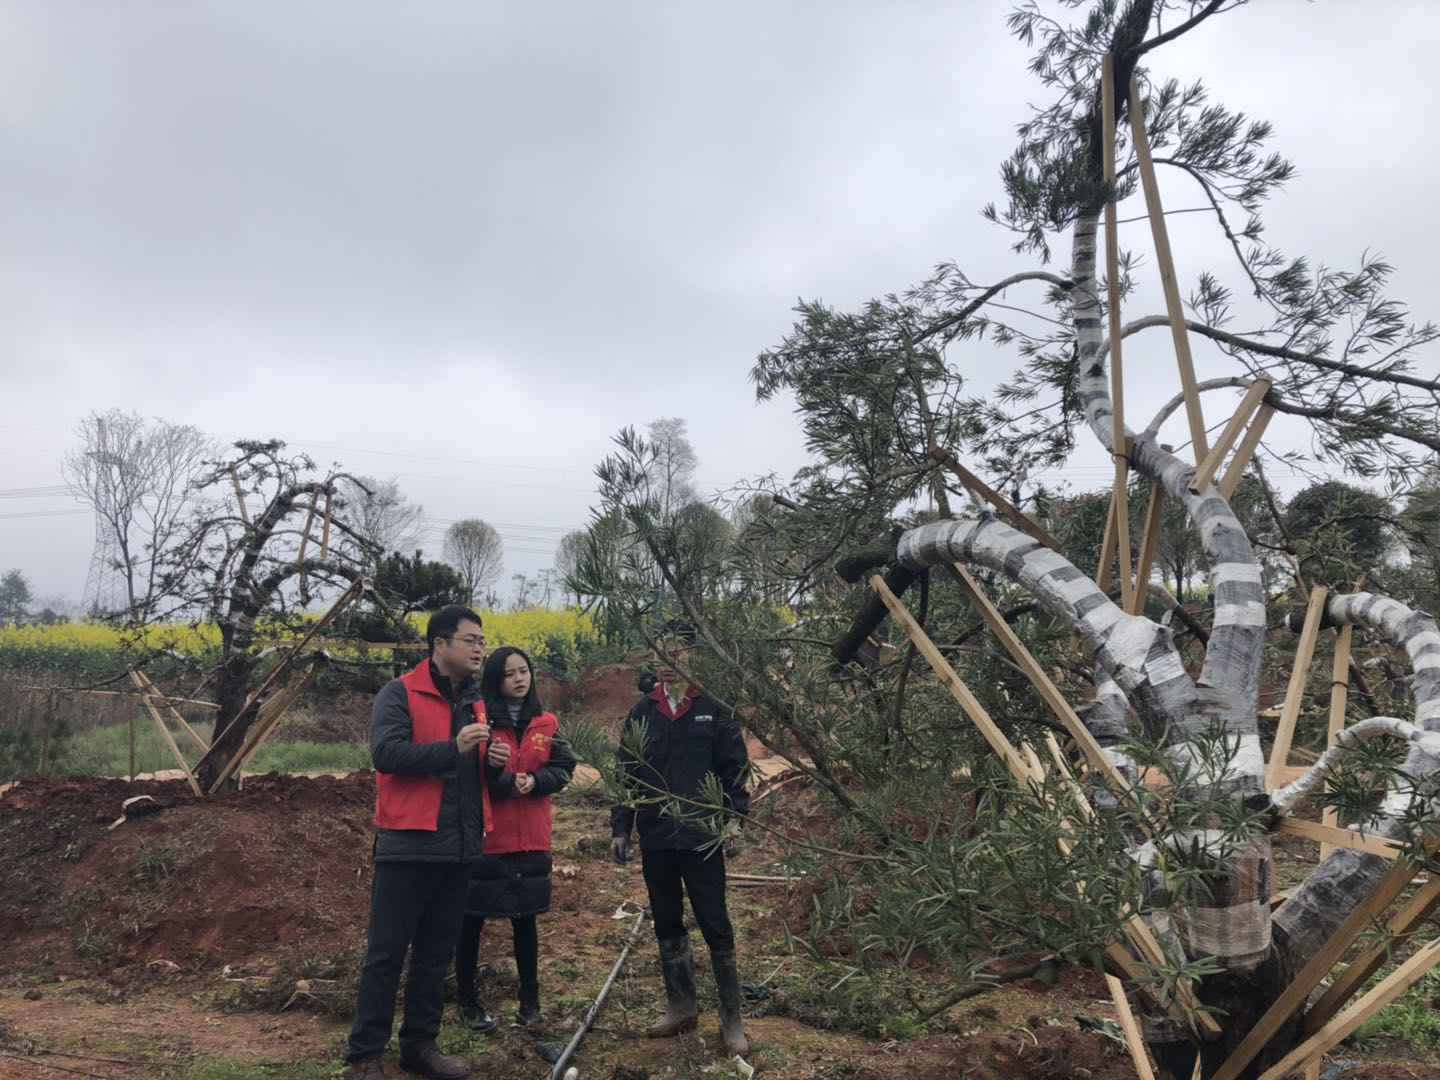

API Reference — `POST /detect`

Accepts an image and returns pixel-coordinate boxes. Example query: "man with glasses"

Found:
[345,605,510,1080]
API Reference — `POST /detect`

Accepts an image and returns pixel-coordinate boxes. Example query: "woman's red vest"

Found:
[483,711,560,855]
[373,659,492,833]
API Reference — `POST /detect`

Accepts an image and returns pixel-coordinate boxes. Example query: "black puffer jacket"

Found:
[610,686,749,852]
[370,663,487,863]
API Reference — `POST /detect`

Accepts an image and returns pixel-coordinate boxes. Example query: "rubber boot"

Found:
[646,936,699,1038]
[711,949,750,1058]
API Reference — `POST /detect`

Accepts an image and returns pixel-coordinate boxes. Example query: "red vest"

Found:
[373,660,492,833]
[483,712,560,856]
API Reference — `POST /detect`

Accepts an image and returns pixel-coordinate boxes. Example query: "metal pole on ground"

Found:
[550,908,648,1080]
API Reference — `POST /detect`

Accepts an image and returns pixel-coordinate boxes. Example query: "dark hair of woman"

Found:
[480,646,545,727]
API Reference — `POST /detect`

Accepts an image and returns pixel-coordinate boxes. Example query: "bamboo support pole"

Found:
[130,671,202,797]
[1107,973,1158,1080]
[1218,404,1274,499]
[1320,625,1354,860]
[1191,379,1272,494]
[40,689,54,775]
[208,665,316,794]
[551,908,649,1079]
[320,490,333,559]
[929,445,1063,553]
[1129,485,1164,615]
[230,467,250,526]
[1259,937,1440,1080]
[1097,490,1119,594]
[949,561,1138,803]
[1305,875,1440,1034]
[296,497,318,596]
[1268,587,1328,790]
[132,669,209,753]
[1212,856,1424,1080]
[1274,818,1400,860]
[1127,80,1209,464]
[871,575,1030,781]
[1102,55,1134,610]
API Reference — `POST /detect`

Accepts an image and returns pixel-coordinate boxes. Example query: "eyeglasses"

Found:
[446,634,486,648]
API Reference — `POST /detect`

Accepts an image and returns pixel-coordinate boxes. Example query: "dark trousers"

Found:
[347,861,469,1062]
[454,914,539,1006]
[640,847,735,952]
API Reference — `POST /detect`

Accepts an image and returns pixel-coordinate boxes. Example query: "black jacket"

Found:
[610,687,750,852]
[370,662,487,864]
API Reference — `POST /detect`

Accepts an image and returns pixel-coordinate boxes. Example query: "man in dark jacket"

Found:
[344,605,511,1080]
[610,624,751,1057]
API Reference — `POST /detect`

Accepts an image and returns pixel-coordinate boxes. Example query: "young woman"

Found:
[455,645,576,1031]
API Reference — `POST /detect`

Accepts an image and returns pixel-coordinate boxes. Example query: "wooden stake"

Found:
[1102,55,1133,610]
[1097,490,1119,594]
[1268,586,1328,789]
[1191,379,1272,494]
[1129,484,1164,615]
[40,690,54,775]
[1305,875,1440,1034]
[230,467,250,526]
[296,497,318,597]
[132,669,209,754]
[1275,817,1400,860]
[871,574,1030,782]
[949,562,1139,804]
[1259,937,1440,1080]
[320,490,333,560]
[1127,81,1209,465]
[929,445,1063,553]
[1212,856,1422,1080]
[1218,403,1275,500]
[1044,733,1094,822]
[130,670,202,797]
[1320,624,1354,860]
[1106,974,1158,1080]
[128,705,136,782]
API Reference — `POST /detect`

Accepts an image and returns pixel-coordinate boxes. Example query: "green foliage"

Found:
[1283,480,1395,587]
[0,569,32,625]
[55,719,370,778]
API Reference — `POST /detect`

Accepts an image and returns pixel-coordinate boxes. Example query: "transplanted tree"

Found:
[442,518,504,605]
[143,440,386,791]
[577,4,1440,1077]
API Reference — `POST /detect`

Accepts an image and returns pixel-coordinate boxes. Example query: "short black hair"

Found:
[426,605,483,653]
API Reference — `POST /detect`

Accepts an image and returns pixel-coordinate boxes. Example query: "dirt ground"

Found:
[2,764,1438,1078]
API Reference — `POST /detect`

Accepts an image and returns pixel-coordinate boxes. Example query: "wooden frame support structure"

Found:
[129,670,202,797]
[1191,379,1272,494]
[1212,855,1424,1080]
[1259,936,1440,1079]
[1101,55,1134,610]
[928,444,1063,553]
[1127,79,1209,465]
[1320,624,1354,859]
[131,669,209,755]
[1107,973,1159,1080]
[230,467,250,526]
[1217,402,1274,500]
[872,573,1222,1040]
[206,663,318,794]
[1267,586,1328,790]
[1129,483,1164,615]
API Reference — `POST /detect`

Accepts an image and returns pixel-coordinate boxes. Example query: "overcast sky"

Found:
[2,1,1438,607]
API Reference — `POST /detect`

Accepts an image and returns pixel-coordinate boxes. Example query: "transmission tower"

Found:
[82,511,127,618]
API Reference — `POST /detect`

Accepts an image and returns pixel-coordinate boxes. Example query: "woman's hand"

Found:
[514,772,535,795]
[486,740,512,767]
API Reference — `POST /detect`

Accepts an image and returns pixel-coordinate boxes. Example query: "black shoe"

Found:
[458,1003,497,1034]
[398,1041,469,1080]
[343,1057,387,1080]
[517,1000,543,1026]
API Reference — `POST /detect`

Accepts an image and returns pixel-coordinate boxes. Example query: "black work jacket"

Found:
[610,686,750,852]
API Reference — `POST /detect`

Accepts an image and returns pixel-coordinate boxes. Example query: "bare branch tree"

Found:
[443,518,503,604]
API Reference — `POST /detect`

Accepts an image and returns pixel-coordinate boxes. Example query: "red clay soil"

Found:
[0,774,376,974]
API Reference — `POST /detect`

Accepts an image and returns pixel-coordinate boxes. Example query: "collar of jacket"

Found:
[648,683,701,721]
[411,658,477,703]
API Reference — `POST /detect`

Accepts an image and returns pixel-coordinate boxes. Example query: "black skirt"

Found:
[465,851,553,917]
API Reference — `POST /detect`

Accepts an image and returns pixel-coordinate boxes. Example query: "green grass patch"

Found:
[1358,968,1440,1053]
[185,1060,339,1079]
[58,720,370,778]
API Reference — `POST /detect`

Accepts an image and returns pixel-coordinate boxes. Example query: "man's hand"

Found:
[722,820,743,860]
[514,772,535,795]
[457,722,490,753]
[611,835,630,865]
[486,740,512,767]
